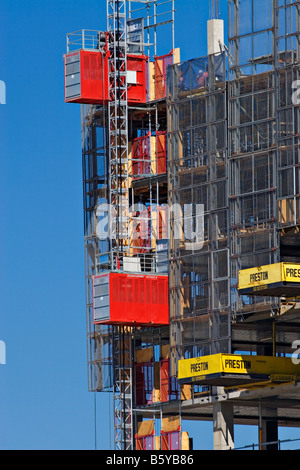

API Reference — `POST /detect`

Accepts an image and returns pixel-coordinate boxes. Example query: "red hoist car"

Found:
[64,32,148,105]
[93,272,169,327]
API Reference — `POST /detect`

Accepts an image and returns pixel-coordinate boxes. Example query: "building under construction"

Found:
[64,0,300,450]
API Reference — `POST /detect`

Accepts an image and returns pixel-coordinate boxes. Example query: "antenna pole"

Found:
[210,0,220,19]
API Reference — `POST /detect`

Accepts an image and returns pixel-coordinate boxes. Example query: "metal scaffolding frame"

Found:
[167,52,230,374]
[71,0,300,451]
[163,0,300,448]
[78,0,176,451]
[107,0,135,450]
[228,0,300,324]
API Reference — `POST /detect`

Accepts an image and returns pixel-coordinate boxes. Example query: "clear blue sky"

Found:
[0,0,297,451]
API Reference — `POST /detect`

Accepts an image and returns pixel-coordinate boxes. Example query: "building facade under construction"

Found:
[64,0,300,450]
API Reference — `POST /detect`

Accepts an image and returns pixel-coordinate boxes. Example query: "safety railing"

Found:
[67,29,105,53]
[112,251,158,274]
[234,438,300,451]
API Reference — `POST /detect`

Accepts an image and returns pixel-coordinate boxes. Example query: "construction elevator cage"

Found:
[167,52,230,371]
[76,0,178,451]
[82,103,114,392]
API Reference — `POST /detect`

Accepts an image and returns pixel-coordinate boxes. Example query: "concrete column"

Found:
[213,401,234,450]
[257,343,278,450]
[207,19,224,56]
[260,407,278,450]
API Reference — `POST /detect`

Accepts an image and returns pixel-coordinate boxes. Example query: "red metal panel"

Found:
[80,50,109,104]
[158,206,168,240]
[140,208,151,252]
[160,359,170,402]
[131,204,168,253]
[93,273,169,326]
[156,131,167,174]
[65,49,147,105]
[154,52,173,99]
[136,435,154,451]
[64,50,109,104]
[127,54,148,105]
[132,135,150,178]
[161,431,180,450]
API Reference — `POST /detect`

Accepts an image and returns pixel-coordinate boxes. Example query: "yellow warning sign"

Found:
[178,353,300,382]
[238,263,300,292]
[282,264,300,282]
[238,263,281,290]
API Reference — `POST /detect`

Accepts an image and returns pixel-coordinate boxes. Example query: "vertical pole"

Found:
[147,2,150,59]
[154,1,157,56]
[172,0,175,50]
[259,400,263,451]
[107,0,132,450]
[94,392,97,450]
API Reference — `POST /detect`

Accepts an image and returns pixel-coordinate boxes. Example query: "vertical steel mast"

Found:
[107,0,129,265]
[210,0,220,19]
[107,0,133,450]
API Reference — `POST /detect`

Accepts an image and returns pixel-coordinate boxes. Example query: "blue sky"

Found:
[0,0,297,451]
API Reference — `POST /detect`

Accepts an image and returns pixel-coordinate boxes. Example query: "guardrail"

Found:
[234,438,300,450]
[67,29,102,53]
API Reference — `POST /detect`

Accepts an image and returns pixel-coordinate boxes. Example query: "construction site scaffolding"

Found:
[80,0,176,450]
